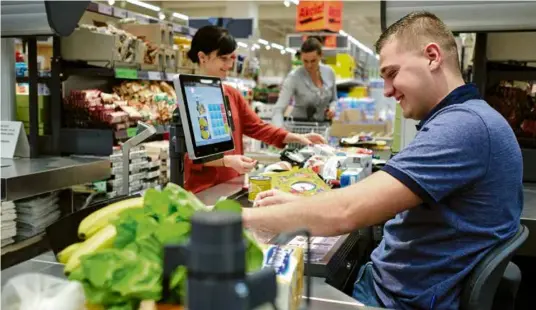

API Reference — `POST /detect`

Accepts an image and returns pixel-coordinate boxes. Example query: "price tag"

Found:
[172,24,182,33]
[113,7,128,19]
[115,68,138,79]
[127,128,138,138]
[97,3,113,15]
[165,73,175,81]
[136,14,149,24]
[0,121,30,158]
[147,71,162,80]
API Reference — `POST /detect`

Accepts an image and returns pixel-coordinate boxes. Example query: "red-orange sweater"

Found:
[184,85,289,193]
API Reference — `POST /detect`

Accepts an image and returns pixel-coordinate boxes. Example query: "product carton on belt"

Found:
[258,244,305,310]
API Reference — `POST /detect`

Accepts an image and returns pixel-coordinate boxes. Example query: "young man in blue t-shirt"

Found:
[242,11,523,310]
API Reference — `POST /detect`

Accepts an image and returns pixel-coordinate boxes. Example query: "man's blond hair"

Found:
[375,11,460,70]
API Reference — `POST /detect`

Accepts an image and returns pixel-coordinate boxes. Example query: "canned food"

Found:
[248,176,271,202]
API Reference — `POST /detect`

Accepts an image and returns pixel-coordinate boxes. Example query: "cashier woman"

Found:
[184,26,326,193]
[245,12,523,310]
[271,37,338,127]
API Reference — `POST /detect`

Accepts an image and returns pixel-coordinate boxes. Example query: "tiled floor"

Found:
[1,251,64,288]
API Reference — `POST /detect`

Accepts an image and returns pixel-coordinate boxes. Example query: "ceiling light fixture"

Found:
[258,39,269,45]
[265,45,271,50]
[158,12,165,20]
[271,43,284,50]
[289,0,300,5]
[253,44,261,49]
[172,12,189,21]
[281,50,286,55]
[338,30,347,36]
[126,0,160,12]
[237,42,248,48]
[108,0,115,5]
[283,1,290,7]
[285,47,296,54]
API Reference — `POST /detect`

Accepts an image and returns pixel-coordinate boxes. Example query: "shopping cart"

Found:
[283,118,331,149]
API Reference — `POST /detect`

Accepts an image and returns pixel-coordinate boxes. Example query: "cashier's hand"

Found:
[223,155,257,174]
[254,189,299,207]
[283,133,326,145]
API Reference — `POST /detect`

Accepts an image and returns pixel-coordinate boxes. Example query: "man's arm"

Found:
[242,171,422,236]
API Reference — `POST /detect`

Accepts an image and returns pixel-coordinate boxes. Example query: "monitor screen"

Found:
[173,74,235,160]
[183,80,232,147]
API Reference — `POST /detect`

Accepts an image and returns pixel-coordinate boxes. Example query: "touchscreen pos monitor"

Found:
[173,74,235,161]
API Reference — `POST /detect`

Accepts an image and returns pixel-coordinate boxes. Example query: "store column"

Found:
[1,38,16,121]
[223,1,259,37]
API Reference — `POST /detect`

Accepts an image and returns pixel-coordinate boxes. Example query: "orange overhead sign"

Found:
[296,1,343,32]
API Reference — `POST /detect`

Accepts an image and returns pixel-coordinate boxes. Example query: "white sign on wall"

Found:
[0,121,30,158]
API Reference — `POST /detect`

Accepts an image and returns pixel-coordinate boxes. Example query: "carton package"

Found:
[121,24,173,47]
[331,110,390,138]
[260,244,304,310]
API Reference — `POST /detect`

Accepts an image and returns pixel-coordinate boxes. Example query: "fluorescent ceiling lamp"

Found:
[265,45,271,50]
[285,47,296,54]
[283,1,290,7]
[271,43,284,50]
[289,0,299,5]
[237,42,248,48]
[338,30,347,36]
[126,0,160,12]
[258,39,269,45]
[173,12,189,21]
[158,12,165,20]
[108,0,115,5]
[281,50,286,55]
[253,44,261,49]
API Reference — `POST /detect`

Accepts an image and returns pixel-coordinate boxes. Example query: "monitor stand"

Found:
[169,107,223,188]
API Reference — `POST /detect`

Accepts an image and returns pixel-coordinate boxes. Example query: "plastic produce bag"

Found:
[1,273,85,310]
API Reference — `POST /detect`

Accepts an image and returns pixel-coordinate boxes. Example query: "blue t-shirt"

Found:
[371,84,523,310]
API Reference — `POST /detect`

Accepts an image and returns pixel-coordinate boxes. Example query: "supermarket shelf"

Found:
[0,233,50,270]
[61,61,193,82]
[1,156,111,202]
[336,79,366,87]
[85,1,196,37]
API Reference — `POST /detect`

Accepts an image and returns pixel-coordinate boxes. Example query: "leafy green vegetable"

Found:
[69,184,266,309]
[213,199,242,214]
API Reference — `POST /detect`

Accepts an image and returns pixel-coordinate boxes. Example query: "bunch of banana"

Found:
[78,197,143,240]
[64,224,117,275]
[57,197,144,275]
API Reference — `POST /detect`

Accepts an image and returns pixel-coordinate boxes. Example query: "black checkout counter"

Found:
[1,173,381,310]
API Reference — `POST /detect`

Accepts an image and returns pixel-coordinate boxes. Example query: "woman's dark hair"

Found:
[301,37,323,54]
[187,25,237,63]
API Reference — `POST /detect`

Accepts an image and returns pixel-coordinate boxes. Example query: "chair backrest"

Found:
[460,224,529,310]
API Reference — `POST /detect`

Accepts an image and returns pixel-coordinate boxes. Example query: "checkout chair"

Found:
[460,224,529,310]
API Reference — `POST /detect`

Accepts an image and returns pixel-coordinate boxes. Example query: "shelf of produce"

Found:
[1,156,110,202]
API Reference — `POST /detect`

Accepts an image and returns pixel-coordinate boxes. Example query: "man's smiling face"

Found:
[379,39,439,120]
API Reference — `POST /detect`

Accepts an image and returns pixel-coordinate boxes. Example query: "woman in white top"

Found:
[272,37,338,127]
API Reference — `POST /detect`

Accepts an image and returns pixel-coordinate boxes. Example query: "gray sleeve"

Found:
[329,69,338,110]
[272,74,295,127]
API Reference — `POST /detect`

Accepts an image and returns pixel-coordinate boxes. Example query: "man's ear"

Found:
[197,51,207,64]
[424,43,442,71]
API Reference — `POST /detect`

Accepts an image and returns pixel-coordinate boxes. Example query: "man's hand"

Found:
[223,155,257,174]
[254,189,299,207]
[283,133,326,145]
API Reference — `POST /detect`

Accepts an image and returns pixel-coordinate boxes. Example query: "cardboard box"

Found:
[260,244,304,310]
[61,28,138,68]
[121,24,173,47]
[330,110,390,137]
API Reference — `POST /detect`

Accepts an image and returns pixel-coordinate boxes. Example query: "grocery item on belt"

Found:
[259,244,304,310]
[321,156,345,181]
[249,175,272,202]
[271,168,331,196]
[342,153,373,176]
[340,168,365,188]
